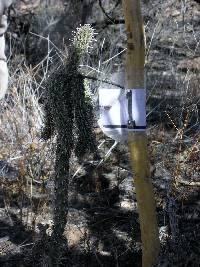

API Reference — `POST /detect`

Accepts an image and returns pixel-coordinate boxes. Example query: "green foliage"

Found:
[41,24,97,262]
[42,24,97,157]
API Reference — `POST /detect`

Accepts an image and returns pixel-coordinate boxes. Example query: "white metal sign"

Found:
[98,88,146,142]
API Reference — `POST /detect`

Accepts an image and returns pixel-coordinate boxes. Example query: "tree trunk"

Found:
[122,1,160,266]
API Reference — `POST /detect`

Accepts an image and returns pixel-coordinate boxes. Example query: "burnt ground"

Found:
[0,125,200,267]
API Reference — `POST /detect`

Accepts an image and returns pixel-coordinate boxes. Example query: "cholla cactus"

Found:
[72,24,95,57]
[41,25,97,263]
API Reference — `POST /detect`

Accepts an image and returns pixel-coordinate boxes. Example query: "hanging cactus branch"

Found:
[42,24,97,263]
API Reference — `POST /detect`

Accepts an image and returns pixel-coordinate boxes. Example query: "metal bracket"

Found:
[126,90,136,129]
[126,89,146,130]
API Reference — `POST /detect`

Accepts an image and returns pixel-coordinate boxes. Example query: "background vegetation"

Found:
[0,0,199,266]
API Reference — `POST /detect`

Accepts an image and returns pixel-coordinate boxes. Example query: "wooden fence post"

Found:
[122,1,160,266]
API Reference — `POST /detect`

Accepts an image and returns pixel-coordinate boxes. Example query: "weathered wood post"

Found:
[122,1,160,266]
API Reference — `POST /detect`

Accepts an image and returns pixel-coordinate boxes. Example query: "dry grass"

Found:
[0,1,200,265]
